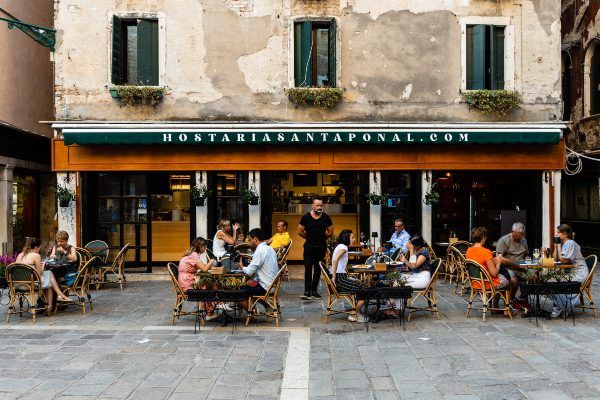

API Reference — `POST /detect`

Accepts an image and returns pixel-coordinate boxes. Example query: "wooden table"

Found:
[508,261,574,270]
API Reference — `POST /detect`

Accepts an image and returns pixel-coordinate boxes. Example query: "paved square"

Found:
[1,267,600,399]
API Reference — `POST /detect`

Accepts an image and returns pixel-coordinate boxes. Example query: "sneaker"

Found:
[301,292,312,300]
[509,301,523,312]
[216,303,233,311]
[311,292,322,299]
[551,307,562,319]
[205,313,220,321]
[348,314,358,322]
[356,312,368,323]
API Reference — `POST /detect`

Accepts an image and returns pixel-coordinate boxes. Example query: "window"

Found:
[589,43,600,115]
[466,25,505,90]
[112,16,158,85]
[294,19,336,87]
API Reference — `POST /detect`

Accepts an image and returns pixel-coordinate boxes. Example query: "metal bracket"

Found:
[0,16,56,52]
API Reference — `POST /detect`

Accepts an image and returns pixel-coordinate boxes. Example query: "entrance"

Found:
[264,171,365,261]
[431,171,542,249]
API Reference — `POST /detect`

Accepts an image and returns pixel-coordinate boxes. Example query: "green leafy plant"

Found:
[190,184,212,206]
[112,85,165,106]
[463,90,522,115]
[56,184,75,207]
[195,274,217,289]
[242,187,260,205]
[287,87,343,109]
[423,182,439,205]
[366,192,388,206]
[384,269,407,287]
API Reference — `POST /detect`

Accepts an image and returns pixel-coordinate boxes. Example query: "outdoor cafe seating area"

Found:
[1,238,598,330]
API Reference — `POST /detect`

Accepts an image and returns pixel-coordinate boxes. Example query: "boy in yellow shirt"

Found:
[267,220,291,249]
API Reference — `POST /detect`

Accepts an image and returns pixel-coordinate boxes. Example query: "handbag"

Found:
[41,270,52,289]
[64,271,77,287]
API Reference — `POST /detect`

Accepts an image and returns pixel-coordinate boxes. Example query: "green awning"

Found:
[62,129,561,146]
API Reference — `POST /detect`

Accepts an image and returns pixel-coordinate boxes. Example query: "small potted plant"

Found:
[56,184,75,208]
[366,192,388,206]
[242,187,260,205]
[0,253,18,288]
[191,184,212,207]
[424,182,440,205]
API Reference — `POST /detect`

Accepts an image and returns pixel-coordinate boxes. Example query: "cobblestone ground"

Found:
[1,267,600,399]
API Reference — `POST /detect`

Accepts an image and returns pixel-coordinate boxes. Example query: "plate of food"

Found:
[352,265,372,269]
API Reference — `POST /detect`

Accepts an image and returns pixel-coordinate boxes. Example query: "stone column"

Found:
[542,171,551,248]
[194,171,208,239]
[248,171,261,230]
[421,171,433,244]
[369,171,382,249]
[0,166,14,254]
[56,172,77,245]
[553,171,561,234]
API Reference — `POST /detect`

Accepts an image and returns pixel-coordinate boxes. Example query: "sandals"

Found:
[57,296,72,302]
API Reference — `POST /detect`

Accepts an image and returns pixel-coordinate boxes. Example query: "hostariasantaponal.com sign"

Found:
[62,129,561,145]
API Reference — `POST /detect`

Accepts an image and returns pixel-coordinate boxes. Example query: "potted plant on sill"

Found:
[191,183,212,207]
[56,184,75,208]
[242,187,260,205]
[366,192,388,206]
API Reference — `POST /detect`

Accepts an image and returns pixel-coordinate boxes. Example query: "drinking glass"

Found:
[525,256,532,264]
[533,248,540,260]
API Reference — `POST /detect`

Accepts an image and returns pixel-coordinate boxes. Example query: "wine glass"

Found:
[533,248,540,261]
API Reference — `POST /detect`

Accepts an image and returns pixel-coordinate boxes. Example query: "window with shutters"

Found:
[466,25,505,90]
[112,16,159,86]
[293,19,337,87]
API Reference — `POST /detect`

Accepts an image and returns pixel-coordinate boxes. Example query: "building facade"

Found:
[561,0,600,254]
[52,0,564,268]
[0,0,55,255]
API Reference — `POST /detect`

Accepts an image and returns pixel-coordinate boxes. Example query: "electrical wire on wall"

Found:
[565,146,600,175]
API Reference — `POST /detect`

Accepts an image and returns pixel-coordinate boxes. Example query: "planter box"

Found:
[194,197,206,207]
[59,199,71,208]
[355,286,413,300]
[520,282,581,296]
[249,196,260,205]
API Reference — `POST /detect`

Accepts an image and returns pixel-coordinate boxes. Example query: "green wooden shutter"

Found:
[328,18,337,87]
[491,26,505,90]
[467,25,486,90]
[137,19,159,85]
[111,15,123,84]
[299,20,312,87]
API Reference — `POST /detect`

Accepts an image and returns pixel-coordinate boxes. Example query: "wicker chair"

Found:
[95,243,129,290]
[277,240,293,282]
[319,261,356,323]
[75,247,93,269]
[465,260,512,322]
[407,258,443,321]
[54,257,98,315]
[448,245,468,296]
[245,266,286,326]
[365,254,393,265]
[84,240,109,263]
[166,262,198,325]
[576,255,598,317]
[5,263,49,322]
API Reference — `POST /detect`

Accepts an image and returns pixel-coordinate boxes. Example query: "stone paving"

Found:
[0,266,600,399]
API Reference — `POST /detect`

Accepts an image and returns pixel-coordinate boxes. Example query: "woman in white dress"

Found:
[213,219,240,260]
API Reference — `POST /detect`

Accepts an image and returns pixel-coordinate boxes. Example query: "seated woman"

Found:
[50,230,78,263]
[330,229,366,323]
[15,237,72,304]
[399,235,432,289]
[179,237,218,320]
[466,227,509,290]
[213,220,240,267]
[550,224,588,318]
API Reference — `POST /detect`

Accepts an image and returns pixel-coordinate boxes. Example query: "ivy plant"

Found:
[366,192,388,206]
[423,182,439,206]
[287,87,343,109]
[463,90,522,115]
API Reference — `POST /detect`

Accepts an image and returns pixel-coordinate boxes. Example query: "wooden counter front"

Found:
[151,221,190,262]
[272,213,360,261]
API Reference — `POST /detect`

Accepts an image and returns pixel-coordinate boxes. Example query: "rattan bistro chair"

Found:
[245,266,286,326]
[96,243,129,290]
[448,245,468,296]
[166,262,198,325]
[319,261,356,323]
[55,257,98,315]
[277,240,293,282]
[75,247,93,269]
[84,240,109,264]
[5,263,49,323]
[407,258,442,321]
[465,260,512,322]
[576,255,598,317]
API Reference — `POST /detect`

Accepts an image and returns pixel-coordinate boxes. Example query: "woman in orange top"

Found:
[465,227,508,290]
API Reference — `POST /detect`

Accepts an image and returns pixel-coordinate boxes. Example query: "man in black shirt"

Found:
[298,197,333,299]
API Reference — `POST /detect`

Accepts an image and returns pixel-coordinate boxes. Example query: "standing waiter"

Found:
[298,197,333,300]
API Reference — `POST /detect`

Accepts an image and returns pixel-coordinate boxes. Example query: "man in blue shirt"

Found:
[382,219,410,256]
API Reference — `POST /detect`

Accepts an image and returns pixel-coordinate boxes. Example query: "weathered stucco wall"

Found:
[54,0,561,122]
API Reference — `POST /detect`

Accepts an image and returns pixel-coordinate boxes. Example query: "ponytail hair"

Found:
[185,237,207,257]
[217,219,231,231]
[336,229,353,247]
[22,237,42,254]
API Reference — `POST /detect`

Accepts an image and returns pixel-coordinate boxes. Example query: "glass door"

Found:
[97,174,150,271]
